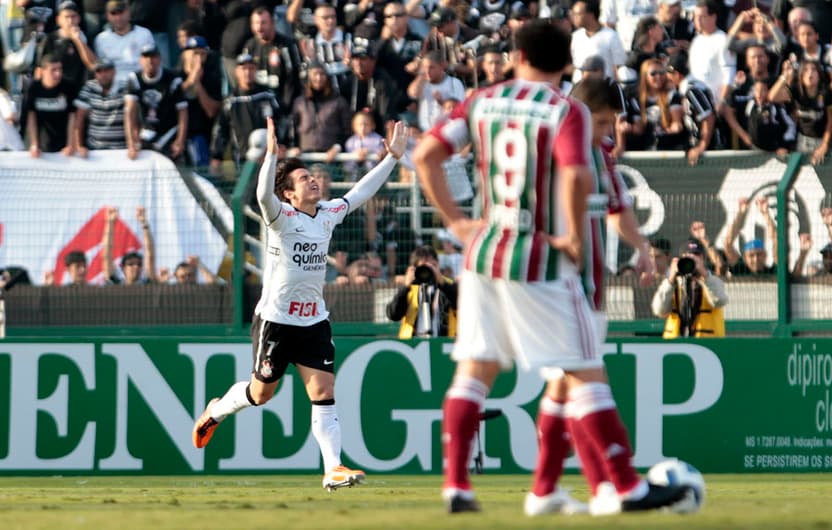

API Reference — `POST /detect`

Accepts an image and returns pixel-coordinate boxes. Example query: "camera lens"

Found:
[413,264,435,285]
[677,257,696,276]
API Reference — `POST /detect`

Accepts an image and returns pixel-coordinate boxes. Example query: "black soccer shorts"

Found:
[250,313,336,383]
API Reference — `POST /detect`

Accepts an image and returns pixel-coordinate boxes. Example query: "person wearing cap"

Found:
[124,43,188,160]
[179,35,223,167]
[657,0,694,54]
[422,6,477,80]
[101,206,157,285]
[209,52,283,173]
[570,0,627,84]
[664,51,720,165]
[37,1,97,93]
[723,196,778,276]
[651,237,728,338]
[72,58,128,154]
[94,0,155,85]
[790,232,832,277]
[341,39,402,135]
[242,6,302,111]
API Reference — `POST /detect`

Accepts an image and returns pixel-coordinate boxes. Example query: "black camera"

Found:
[677,256,696,276]
[412,264,436,285]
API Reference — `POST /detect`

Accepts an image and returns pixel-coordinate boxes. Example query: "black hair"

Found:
[696,0,719,17]
[178,20,201,36]
[650,237,672,255]
[570,78,624,113]
[571,0,600,19]
[64,250,86,266]
[513,18,572,73]
[40,53,60,67]
[121,251,143,268]
[409,245,439,266]
[275,157,307,201]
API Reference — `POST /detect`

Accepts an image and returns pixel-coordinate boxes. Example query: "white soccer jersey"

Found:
[254,198,350,326]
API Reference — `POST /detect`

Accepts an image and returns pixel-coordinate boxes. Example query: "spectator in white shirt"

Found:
[688,0,735,112]
[570,0,628,83]
[407,49,465,133]
[93,0,154,85]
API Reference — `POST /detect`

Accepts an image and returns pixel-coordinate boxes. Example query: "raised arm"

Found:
[102,207,117,281]
[342,121,407,211]
[136,206,156,282]
[757,196,777,264]
[723,197,750,266]
[256,116,282,225]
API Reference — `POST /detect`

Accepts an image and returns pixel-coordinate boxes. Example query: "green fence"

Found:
[2,337,830,475]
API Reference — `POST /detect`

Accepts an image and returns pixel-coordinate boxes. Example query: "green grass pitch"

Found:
[0,474,830,530]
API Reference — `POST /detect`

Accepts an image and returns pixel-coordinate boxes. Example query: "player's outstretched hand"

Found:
[266,116,278,155]
[384,121,408,160]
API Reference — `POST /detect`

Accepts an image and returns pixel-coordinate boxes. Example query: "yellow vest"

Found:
[662,298,725,339]
[398,281,457,339]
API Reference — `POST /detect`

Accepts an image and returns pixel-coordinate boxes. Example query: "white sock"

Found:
[312,404,341,472]
[210,381,254,422]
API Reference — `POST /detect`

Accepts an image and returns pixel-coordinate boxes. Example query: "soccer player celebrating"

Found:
[193,116,408,491]
[413,19,691,514]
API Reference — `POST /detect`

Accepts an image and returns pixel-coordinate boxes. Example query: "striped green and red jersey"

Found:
[583,139,631,310]
[428,79,593,283]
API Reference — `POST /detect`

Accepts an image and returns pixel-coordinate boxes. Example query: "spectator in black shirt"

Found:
[340,41,401,135]
[179,36,222,167]
[657,0,694,55]
[210,53,283,171]
[37,1,97,93]
[125,44,188,160]
[724,44,774,149]
[375,1,423,95]
[242,6,302,110]
[744,80,795,154]
[25,54,78,156]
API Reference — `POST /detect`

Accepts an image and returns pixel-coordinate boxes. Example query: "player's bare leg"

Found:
[192,376,277,448]
[441,359,500,513]
[298,364,365,491]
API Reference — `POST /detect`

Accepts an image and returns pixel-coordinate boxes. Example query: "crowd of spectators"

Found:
[6,0,832,288]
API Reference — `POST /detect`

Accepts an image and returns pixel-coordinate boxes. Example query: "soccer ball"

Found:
[646,458,705,513]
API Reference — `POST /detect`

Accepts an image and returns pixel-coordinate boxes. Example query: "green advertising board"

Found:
[0,338,831,475]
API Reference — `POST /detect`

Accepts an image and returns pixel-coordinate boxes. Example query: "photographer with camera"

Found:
[651,238,728,338]
[386,245,458,339]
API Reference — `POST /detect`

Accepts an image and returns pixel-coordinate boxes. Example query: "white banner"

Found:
[0,150,230,285]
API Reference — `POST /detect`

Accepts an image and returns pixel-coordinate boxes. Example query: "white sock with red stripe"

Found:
[312,402,341,472]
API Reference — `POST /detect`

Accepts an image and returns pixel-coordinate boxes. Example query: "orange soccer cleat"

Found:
[192,398,220,449]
